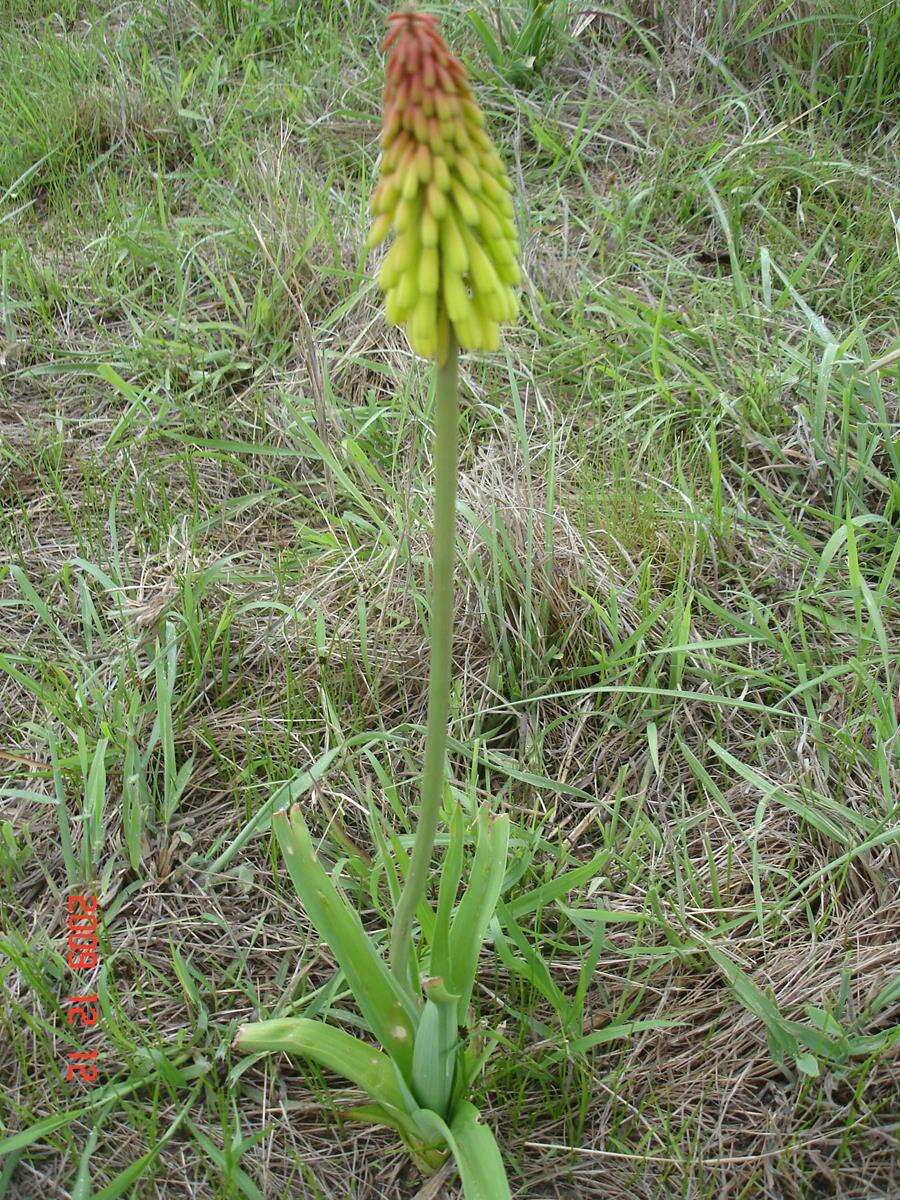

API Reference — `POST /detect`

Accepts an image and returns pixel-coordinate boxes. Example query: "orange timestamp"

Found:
[64,893,101,1085]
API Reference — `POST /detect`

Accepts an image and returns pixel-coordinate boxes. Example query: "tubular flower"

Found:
[367,10,520,359]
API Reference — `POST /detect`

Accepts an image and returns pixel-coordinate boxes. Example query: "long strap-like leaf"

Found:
[411,977,460,1117]
[234,1017,408,1112]
[446,807,510,1021]
[430,803,465,982]
[416,1102,511,1200]
[274,806,417,1074]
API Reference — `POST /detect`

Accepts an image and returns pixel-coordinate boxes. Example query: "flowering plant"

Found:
[236,13,519,1197]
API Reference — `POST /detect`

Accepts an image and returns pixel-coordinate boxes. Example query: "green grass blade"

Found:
[489,914,569,1025]
[183,1119,262,1200]
[707,738,870,843]
[344,1103,441,1157]
[88,1087,200,1200]
[0,1057,206,1157]
[201,741,363,879]
[84,736,108,878]
[502,849,610,922]
[70,1102,109,1200]
[47,727,77,887]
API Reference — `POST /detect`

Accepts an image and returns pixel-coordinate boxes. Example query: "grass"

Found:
[1,0,898,1196]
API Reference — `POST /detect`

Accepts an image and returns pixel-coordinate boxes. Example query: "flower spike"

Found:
[368,10,520,359]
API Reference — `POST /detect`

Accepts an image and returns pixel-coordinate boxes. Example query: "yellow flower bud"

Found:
[427,117,444,153]
[499,287,519,323]
[385,287,407,325]
[497,256,521,286]
[421,209,439,247]
[432,157,451,191]
[455,156,481,194]
[426,182,448,220]
[440,211,469,274]
[463,231,502,298]
[401,169,420,201]
[481,172,512,211]
[435,93,455,121]
[450,180,479,225]
[455,316,480,350]
[415,143,432,183]
[396,268,418,312]
[410,292,437,356]
[379,236,408,290]
[461,99,484,127]
[443,271,471,323]
[419,247,439,295]
[394,196,419,232]
[366,213,392,249]
[481,321,500,352]
[474,197,503,241]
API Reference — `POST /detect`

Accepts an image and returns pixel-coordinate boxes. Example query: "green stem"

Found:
[391,334,459,994]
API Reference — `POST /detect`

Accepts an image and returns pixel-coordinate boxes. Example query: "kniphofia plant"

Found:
[235,13,520,1196]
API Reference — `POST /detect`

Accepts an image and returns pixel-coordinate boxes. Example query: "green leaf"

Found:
[416,1102,511,1200]
[846,1026,900,1057]
[70,1103,109,1200]
[234,1017,407,1112]
[449,1103,511,1200]
[707,739,871,844]
[411,979,460,1118]
[122,733,149,872]
[466,12,504,66]
[706,946,839,1068]
[502,849,609,921]
[430,804,465,982]
[9,565,64,640]
[273,805,416,1073]
[346,1103,448,1169]
[447,806,509,1021]
[708,945,783,1030]
[570,1017,686,1054]
[85,736,108,873]
[489,914,569,1023]
[345,1101,406,1132]
[184,1119,262,1200]
[346,1101,415,1138]
[202,745,346,878]
[865,975,900,1016]
[795,1052,820,1077]
[0,1056,207,1157]
[47,727,76,887]
[0,1150,23,1198]
[170,944,208,1034]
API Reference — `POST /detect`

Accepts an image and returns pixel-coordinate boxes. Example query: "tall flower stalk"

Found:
[369,10,520,992]
[235,13,520,1197]
[390,333,459,991]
